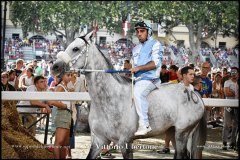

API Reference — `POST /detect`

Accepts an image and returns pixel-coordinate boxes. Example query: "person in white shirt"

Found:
[21,67,34,91]
[17,76,52,136]
[159,66,194,154]
[179,66,195,91]
[222,67,239,150]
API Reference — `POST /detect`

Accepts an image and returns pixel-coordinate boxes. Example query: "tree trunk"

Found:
[187,23,197,61]
[187,22,204,63]
[65,28,78,49]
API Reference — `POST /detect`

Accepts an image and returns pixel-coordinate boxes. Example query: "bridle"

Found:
[57,37,89,73]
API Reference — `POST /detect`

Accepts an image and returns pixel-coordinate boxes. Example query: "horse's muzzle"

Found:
[57,51,72,64]
[51,59,68,77]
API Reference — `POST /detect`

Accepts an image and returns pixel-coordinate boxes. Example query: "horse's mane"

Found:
[88,44,132,84]
[95,44,132,84]
[78,36,131,84]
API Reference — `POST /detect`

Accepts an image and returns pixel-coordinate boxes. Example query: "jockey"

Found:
[130,21,163,136]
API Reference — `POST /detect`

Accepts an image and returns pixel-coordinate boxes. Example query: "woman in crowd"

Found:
[48,70,73,159]
[21,67,34,91]
[212,73,224,120]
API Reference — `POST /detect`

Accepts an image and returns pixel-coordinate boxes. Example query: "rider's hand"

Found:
[130,67,140,74]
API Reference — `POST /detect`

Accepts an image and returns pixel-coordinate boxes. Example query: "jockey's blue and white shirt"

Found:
[132,37,163,80]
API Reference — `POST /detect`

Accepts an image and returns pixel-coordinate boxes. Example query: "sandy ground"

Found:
[35,127,238,159]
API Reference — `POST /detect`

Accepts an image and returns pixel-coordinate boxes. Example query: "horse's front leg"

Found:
[119,139,134,159]
[86,132,110,159]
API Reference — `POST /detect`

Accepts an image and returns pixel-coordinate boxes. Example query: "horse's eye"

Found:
[73,47,79,52]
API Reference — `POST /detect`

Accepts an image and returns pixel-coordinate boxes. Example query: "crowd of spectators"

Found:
[4,37,64,61]
[101,40,135,69]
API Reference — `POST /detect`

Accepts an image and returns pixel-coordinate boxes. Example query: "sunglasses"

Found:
[231,72,238,74]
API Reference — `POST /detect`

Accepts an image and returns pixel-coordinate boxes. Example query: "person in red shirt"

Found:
[169,65,179,83]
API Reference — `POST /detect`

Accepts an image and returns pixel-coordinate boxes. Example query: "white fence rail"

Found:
[1,91,239,107]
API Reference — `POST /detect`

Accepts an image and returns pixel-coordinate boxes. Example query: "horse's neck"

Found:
[85,44,122,103]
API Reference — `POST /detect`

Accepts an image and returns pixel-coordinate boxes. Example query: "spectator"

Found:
[200,62,213,123]
[21,67,34,91]
[179,66,194,90]
[169,65,179,83]
[17,76,52,136]
[192,75,204,97]
[160,64,170,83]
[123,59,132,78]
[14,58,24,77]
[212,73,224,99]
[189,63,195,69]
[8,69,19,90]
[221,68,231,93]
[200,62,212,98]
[50,75,61,90]
[1,71,16,91]
[222,67,239,150]
[32,59,43,76]
[48,71,73,159]
[158,66,194,155]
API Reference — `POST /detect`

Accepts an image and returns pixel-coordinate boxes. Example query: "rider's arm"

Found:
[131,61,156,73]
[131,42,163,73]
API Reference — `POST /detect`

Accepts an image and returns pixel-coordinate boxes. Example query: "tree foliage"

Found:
[9,1,238,54]
[10,1,107,47]
[138,1,239,56]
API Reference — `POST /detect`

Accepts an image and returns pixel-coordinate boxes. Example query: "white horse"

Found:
[51,31,207,159]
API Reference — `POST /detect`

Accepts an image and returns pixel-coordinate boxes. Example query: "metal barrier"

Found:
[16,105,51,144]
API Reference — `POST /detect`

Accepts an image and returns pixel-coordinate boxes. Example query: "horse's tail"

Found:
[190,109,207,159]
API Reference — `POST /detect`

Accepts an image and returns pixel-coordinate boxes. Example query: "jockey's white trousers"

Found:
[134,80,158,127]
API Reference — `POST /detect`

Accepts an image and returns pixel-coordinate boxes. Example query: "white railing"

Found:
[1,91,238,107]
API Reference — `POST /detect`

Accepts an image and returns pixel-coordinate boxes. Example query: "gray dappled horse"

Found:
[51,31,207,159]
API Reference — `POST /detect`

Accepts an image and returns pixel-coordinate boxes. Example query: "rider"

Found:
[130,21,163,136]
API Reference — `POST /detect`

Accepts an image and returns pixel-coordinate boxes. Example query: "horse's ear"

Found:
[85,31,94,42]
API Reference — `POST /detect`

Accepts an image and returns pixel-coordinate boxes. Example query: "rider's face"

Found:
[136,28,148,43]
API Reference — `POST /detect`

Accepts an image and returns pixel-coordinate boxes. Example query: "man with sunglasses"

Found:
[130,21,163,136]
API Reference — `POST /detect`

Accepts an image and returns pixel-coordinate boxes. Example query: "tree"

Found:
[10,1,146,46]
[139,1,239,60]
[10,1,106,48]
[10,1,238,58]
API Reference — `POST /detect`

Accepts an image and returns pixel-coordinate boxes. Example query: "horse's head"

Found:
[51,31,93,77]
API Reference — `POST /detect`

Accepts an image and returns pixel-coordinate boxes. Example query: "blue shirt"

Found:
[132,37,163,80]
[47,76,54,87]
[200,77,212,97]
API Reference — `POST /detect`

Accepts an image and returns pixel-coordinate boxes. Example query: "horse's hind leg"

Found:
[166,126,176,148]
[175,130,189,159]
[86,134,110,159]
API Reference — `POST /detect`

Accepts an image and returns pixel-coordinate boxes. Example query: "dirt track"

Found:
[36,127,238,159]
